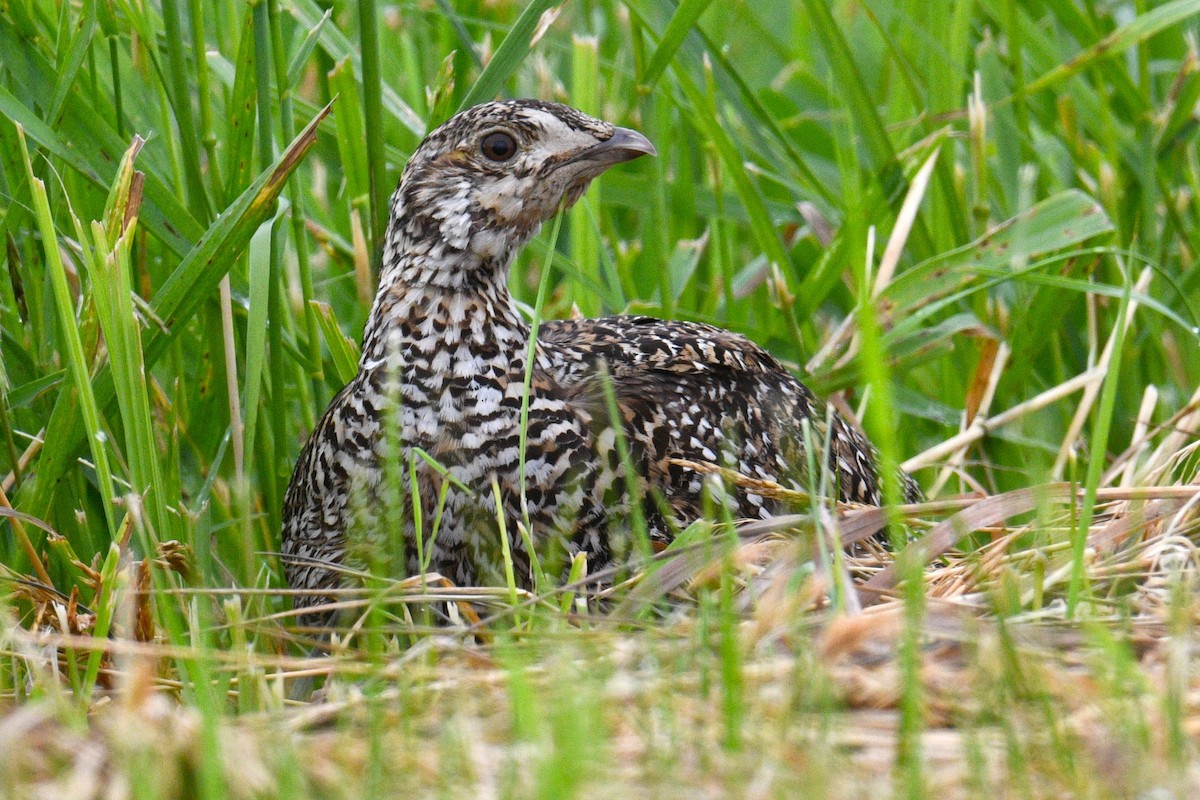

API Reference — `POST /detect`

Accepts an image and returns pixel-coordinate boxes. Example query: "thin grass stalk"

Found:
[47,1,96,124]
[213,0,236,54]
[857,225,925,794]
[1051,267,1153,477]
[84,214,172,544]
[18,126,119,535]
[189,0,224,203]
[108,37,124,139]
[927,342,1011,497]
[1002,0,1033,164]
[568,35,600,316]
[328,59,373,304]
[310,300,360,383]
[517,210,565,533]
[140,48,188,213]
[1,439,39,498]
[252,1,274,170]
[711,165,734,318]
[1165,560,1193,785]
[718,549,742,751]
[810,410,857,614]
[874,148,940,297]
[266,221,292,542]
[455,0,561,112]
[192,0,246,555]
[358,0,388,254]
[406,451,432,621]
[241,222,273,485]
[431,0,483,71]
[902,366,1106,472]
[597,368,653,564]
[1066,258,1135,615]
[493,478,520,612]
[225,0,277,587]
[79,541,120,700]
[624,20,666,314]
[252,5,303,538]
[856,229,906,526]
[368,354,409,638]
[158,0,211,223]
[0,484,53,586]
[0,377,21,492]
[267,0,322,381]
[218,272,248,564]
[187,608,230,800]
[1118,384,1158,488]
[967,71,988,235]
[641,0,716,87]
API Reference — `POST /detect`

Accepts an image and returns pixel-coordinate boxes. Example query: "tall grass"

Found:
[0,0,1199,796]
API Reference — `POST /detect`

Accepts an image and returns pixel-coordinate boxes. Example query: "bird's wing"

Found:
[539,315,786,386]
[538,316,890,507]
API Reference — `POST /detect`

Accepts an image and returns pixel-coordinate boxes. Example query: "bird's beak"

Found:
[579,127,657,166]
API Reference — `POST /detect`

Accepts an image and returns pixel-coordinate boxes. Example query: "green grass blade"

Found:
[47,0,97,123]
[1024,0,1200,97]
[358,0,388,253]
[81,139,175,542]
[285,7,332,90]
[1066,264,1137,615]
[798,0,904,199]
[241,218,276,476]
[641,0,717,87]
[223,6,259,202]
[269,0,322,379]
[159,0,211,222]
[432,0,484,70]
[18,126,119,534]
[673,70,792,297]
[311,300,361,384]
[285,0,425,136]
[0,80,202,255]
[456,0,563,112]
[568,35,601,316]
[25,102,332,517]
[148,103,331,353]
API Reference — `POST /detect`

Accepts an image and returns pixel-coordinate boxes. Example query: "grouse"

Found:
[282,99,918,621]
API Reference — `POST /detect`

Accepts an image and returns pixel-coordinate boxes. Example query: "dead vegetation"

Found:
[3,454,1199,798]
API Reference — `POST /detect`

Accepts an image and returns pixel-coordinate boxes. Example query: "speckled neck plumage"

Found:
[282,99,917,626]
[361,236,530,376]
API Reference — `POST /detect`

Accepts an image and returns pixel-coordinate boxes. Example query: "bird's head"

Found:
[382,100,655,288]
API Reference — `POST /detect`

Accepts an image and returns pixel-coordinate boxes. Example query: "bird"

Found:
[281,99,919,624]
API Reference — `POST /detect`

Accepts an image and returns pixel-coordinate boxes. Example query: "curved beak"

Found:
[580,126,657,166]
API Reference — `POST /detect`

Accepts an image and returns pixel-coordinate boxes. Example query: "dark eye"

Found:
[481,131,517,162]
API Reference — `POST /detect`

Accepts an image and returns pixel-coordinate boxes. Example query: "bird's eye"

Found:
[480,132,517,162]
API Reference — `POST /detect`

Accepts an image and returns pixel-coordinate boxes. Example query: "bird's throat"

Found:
[360,231,533,376]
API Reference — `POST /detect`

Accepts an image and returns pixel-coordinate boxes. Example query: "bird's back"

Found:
[540,315,916,524]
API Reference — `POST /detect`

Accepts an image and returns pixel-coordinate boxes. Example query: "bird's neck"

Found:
[359,225,534,374]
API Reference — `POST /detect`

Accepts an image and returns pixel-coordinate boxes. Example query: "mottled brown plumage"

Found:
[282,100,917,623]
